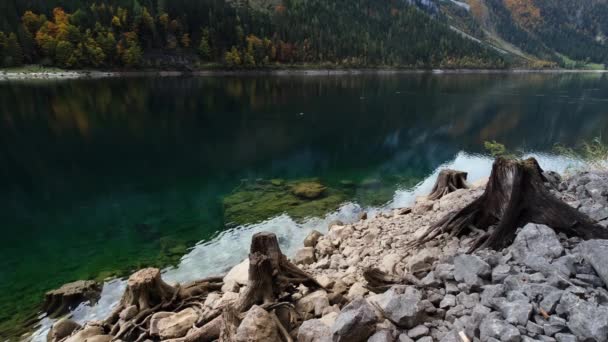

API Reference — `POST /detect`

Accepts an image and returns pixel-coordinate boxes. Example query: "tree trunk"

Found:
[428,169,469,201]
[413,157,608,252]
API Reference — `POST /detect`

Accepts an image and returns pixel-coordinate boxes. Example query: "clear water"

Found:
[2,73,608,338]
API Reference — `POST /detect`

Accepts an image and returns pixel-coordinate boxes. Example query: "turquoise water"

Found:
[2,73,608,337]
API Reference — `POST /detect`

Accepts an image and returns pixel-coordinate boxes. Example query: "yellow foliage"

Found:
[503,0,542,29]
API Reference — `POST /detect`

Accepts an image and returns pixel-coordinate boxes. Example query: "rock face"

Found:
[43,280,102,316]
[331,298,378,342]
[235,305,280,342]
[578,239,608,286]
[369,286,424,329]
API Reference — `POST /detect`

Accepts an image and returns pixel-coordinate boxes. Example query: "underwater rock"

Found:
[292,181,327,199]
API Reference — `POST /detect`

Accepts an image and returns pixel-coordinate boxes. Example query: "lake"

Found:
[1,72,608,338]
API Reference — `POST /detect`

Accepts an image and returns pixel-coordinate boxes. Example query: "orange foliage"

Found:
[468,0,484,21]
[503,0,542,29]
[275,3,286,14]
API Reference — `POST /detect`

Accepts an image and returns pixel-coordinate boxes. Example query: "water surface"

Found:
[2,73,608,338]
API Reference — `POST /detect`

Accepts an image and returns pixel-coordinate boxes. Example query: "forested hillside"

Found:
[440,0,608,68]
[0,0,508,69]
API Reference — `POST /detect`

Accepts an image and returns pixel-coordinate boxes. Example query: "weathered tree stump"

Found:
[43,280,101,317]
[413,157,608,252]
[179,232,319,342]
[428,169,469,201]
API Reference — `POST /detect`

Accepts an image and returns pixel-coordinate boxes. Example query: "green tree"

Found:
[198,28,211,60]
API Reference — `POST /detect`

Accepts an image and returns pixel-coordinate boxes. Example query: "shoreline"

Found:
[1,67,607,80]
[32,165,608,342]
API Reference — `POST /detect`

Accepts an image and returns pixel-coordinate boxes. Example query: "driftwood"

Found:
[412,157,608,252]
[428,169,469,201]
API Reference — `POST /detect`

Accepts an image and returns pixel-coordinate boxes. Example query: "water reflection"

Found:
[1,73,608,338]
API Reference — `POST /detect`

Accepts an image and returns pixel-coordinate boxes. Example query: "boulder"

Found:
[331,298,378,342]
[156,308,199,339]
[327,225,354,245]
[578,239,608,286]
[297,319,331,342]
[294,247,316,265]
[43,280,102,316]
[510,224,563,262]
[224,259,249,286]
[296,290,330,317]
[346,282,368,300]
[47,318,81,342]
[479,317,521,342]
[369,286,424,329]
[304,230,324,247]
[453,254,491,285]
[235,305,280,342]
[558,291,608,342]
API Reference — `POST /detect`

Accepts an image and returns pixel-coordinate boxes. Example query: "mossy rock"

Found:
[223,179,346,226]
[291,181,327,199]
[270,178,285,186]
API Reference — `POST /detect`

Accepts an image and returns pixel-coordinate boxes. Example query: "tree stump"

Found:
[43,280,101,317]
[413,157,608,252]
[428,169,469,201]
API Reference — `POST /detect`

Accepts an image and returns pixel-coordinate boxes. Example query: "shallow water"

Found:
[2,73,608,338]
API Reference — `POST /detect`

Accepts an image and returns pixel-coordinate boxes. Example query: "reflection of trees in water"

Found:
[1,74,608,196]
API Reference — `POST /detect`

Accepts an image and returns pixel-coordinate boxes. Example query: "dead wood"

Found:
[412,157,608,252]
[428,169,469,201]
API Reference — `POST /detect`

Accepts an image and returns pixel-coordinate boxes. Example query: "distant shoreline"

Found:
[1,67,607,80]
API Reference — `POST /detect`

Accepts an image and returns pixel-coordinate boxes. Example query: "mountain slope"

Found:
[438,0,608,67]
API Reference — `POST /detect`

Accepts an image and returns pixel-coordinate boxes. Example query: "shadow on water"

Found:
[1,72,608,338]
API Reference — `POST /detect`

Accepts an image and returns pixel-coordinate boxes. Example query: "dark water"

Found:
[2,72,608,336]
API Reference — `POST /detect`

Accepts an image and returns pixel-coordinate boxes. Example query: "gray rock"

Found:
[554,333,576,342]
[551,255,576,277]
[369,286,424,329]
[558,291,608,342]
[398,333,415,342]
[526,321,544,336]
[420,272,440,287]
[367,330,394,342]
[578,239,608,287]
[435,264,455,280]
[539,290,563,314]
[493,265,512,284]
[494,299,533,326]
[481,285,506,306]
[416,337,433,342]
[298,319,331,342]
[438,331,459,342]
[156,307,199,339]
[407,325,429,339]
[480,317,521,342]
[543,316,566,337]
[510,224,563,270]
[454,254,491,285]
[456,292,480,309]
[331,298,378,342]
[440,294,456,309]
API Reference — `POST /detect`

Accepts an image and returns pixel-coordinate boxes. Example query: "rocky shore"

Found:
[42,165,608,342]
